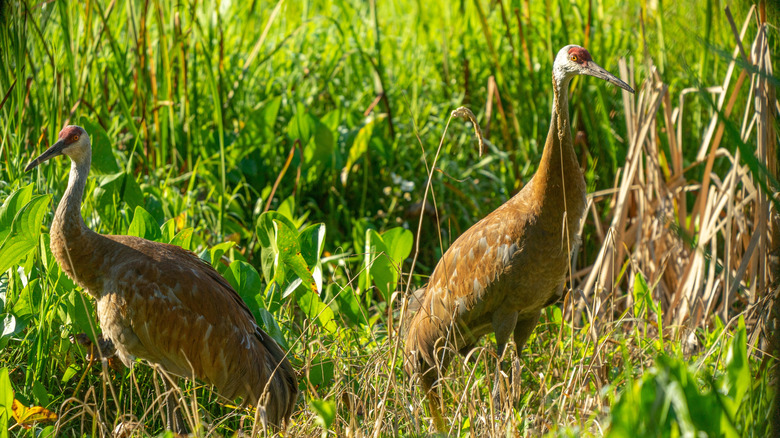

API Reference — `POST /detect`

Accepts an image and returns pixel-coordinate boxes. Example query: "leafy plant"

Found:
[607,318,771,437]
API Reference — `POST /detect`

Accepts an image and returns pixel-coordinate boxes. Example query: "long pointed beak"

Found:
[583,61,634,93]
[25,140,67,172]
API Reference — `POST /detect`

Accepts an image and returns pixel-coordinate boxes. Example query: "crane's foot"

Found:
[510,357,523,404]
[162,379,190,435]
[70,333,124,372]
[428,398,447,434]
[490,365,511,410]
[71,333,116,358]
[113,420,144,437]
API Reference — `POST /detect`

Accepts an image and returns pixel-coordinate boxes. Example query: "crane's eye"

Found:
[570,54,578,62]
[71,135,79,142]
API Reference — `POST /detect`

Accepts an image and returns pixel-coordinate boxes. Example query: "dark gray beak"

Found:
[583,61,634,93]
[25,139,67,172]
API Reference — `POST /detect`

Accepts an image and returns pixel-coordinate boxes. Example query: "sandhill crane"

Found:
[404,45,634,430]
[25,125,298,433]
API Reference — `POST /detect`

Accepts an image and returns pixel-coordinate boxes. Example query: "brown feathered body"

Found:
[404,77,586,403]
[34,127,297,428]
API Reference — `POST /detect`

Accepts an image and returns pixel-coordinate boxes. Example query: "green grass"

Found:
[0,0,776,436]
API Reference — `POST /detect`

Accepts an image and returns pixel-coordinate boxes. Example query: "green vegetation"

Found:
[0,0,776,436]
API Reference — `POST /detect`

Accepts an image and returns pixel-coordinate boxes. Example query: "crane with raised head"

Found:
[25,125,298,433]
[404,45,634,430]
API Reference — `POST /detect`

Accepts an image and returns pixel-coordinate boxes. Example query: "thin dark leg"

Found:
[513,311,541,354]
[491,309,518,406]
[421,368,446,433]
[162,378,189,434]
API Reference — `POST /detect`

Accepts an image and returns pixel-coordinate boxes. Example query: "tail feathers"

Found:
[254,327,299,429]
[403,289,462,385]
[403,290,448,380]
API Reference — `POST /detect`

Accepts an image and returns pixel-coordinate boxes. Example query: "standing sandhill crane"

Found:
[25,125,298,433]
[404,45,634,430]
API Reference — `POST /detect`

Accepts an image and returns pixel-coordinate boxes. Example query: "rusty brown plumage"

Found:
[403,45,634,431]
[26,125,298,431]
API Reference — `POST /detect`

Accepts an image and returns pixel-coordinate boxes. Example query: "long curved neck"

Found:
[537,76,576,182]
[53,157,91,237]
[49,153,105,294]
[531,75,586,232]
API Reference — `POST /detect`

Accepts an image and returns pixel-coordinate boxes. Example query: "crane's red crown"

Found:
[58,125,85,145]
[567,46,592,65]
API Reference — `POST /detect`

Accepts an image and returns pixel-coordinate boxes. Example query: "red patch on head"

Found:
[58,126,83,144]
[567,46,592,64]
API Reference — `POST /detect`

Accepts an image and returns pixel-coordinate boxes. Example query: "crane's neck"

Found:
[53,157,91,235]
[532,76,586,231]
[50,155,101,289]
[539,76,577,177]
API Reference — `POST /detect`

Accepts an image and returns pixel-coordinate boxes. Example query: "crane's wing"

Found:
[414,194,540,340]
[101,236,287,402]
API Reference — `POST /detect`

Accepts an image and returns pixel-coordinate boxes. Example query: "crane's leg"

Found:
[491,309,518,407]
[162,377,189,434]
[513,310,541,354]
[421,368,447,433]
[508,311,542,400]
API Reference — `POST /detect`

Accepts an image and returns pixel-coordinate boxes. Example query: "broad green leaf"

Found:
[287,102,316,145]
[257,308,287,350]
[127,206,162,241]
[0,184,34,244]
[66,290,97,343]
[283,277,303,300]
[93,171,143,228]
[308,358,335,388]
[256,211,297,248]
[201,241,237,270]
[31,381,49,406]
[0,195,52,274]
[360,229,385,293]
[299,223,326,293]
[381,227,413,266]
[320,108,342,131]
[275,220,315,292]
[12,279,38,321]
[0,367,12,438]
[161,218,176,242]
[721,317,749,414]
[1,315,16,338]
[258,96,282,141]
[0,315,20,349]
[169,228,194,250]
[39,426,55,438]
[547,305,562,325]
[296,290,336,333]
[632,272,651,320]
[362,229,403,300]
[0,275,6,314]
[60,365,79,384]
[259,242,277,285]
[225,260,264,322]
[333,285,367,326]
[303,121,335,183]
[299,223,326,267]
[79,117,120,174]
[361,227,411,299]
[310,398,336,436]
[263,282,283,314]
[277,196,297,225]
